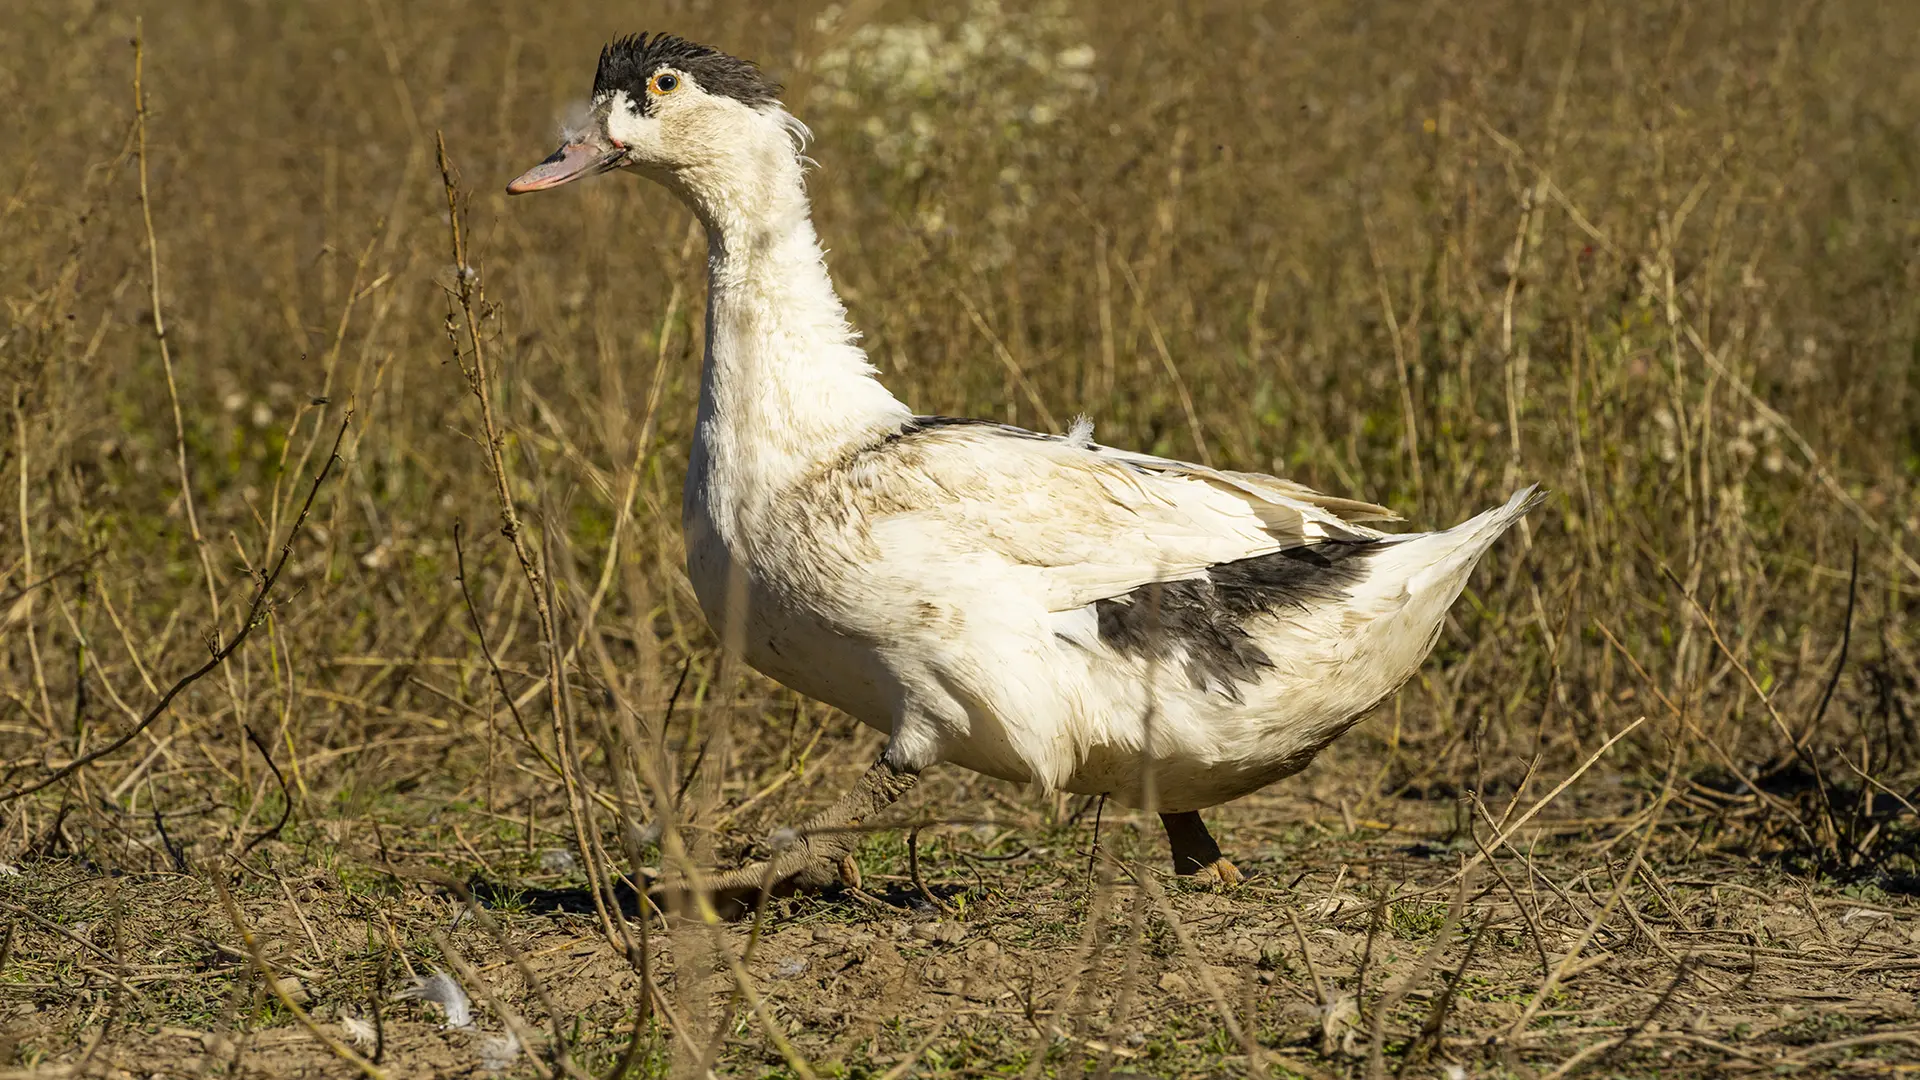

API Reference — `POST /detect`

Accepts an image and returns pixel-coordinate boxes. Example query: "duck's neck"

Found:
[675,124,910,509]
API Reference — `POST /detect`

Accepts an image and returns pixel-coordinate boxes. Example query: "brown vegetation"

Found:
[2,0,1918,1076]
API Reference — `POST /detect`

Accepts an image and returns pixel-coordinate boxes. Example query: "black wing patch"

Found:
[1091,541,1379,699]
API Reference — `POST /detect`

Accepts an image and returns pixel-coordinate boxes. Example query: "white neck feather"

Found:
[667,106,910,520]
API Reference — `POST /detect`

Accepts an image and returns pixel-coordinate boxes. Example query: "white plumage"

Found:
[510,34,1542,889]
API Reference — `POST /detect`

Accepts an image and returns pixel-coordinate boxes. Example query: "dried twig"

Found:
[1663,565,1846,856]
[452,521,565,778]
[428,930,587,1080]
[1,410,351,803]
[1505,758,1677,1040]
[212,874,388,1080]
[1595,619,1822,846]
[1396,921,1487,1078]
[649,832,821,1079]
[1805,541,1859,746]
[1366,869,1472,1080]
[1136,866,1268,1072]
[1426,715,1647,892]
[1684,322,1920,583]
[436,133,622,953]
[129,20,255,765]
[1113,255,1210,466]
[908,827,956,914]
[239,726,294,856]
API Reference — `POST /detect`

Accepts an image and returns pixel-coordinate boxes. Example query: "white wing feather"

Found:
[858,424,1395,613]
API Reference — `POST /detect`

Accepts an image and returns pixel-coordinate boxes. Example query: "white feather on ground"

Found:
[399,967,473,1029]
[395,965,526,1071]
[339,1014,376,1048]
[479,1030,523,1071]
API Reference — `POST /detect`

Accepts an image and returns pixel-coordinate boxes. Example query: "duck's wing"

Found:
[858,418,1398,613]
[1078,444,1400,528]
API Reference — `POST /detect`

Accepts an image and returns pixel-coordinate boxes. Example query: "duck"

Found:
[508,33,1542,902]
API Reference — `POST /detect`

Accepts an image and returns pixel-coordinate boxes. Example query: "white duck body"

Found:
[655,96,1540,813]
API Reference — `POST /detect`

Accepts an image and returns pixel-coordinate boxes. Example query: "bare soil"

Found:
[6,751,1919,1078]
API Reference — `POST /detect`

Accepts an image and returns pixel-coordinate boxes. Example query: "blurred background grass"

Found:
[4,0,1919,879]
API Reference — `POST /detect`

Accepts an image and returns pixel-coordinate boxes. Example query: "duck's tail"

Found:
[1340,486,1545,675]
[1383,484,1545,600]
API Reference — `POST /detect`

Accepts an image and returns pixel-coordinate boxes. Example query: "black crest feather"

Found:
[593,33,781,110]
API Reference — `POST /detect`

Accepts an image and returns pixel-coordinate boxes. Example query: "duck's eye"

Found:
[651,73,679,95]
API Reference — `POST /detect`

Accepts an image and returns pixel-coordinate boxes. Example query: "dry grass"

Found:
[3,0,1919,1076]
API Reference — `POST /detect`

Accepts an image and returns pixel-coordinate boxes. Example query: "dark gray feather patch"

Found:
[1093,542,1380,699]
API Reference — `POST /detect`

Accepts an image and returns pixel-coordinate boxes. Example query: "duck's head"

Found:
[507,34,791,200]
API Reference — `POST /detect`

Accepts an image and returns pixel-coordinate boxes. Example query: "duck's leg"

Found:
[653,758,919,919]
[1160,811,1243,885]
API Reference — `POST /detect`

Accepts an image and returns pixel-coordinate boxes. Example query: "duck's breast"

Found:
[684,467,901,735]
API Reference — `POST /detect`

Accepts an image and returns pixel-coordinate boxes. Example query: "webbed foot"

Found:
[648,759,916,920]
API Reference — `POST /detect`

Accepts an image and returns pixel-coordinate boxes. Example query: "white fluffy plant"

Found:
[806,0,1097,258]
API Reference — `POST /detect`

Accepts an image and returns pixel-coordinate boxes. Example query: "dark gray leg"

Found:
[1160,811,1243,885]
